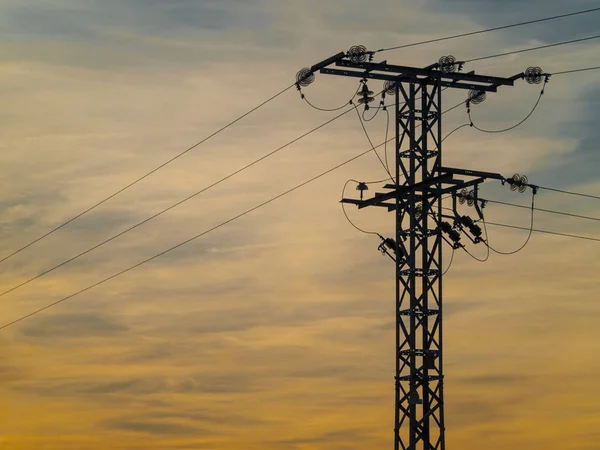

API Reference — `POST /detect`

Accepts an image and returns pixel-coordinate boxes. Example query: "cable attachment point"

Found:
[457,215,483,243]
[438,55,457,73]
[541,74,550,95]
[457,188,476,206]
[383,80,397,96]
[466,89,486,107]
[296,67,315,88]
[440,222,462,249]
[524,66,543,84]
[378,237,397,255]
[356,182,369,200]
[356,81,375,110]
[347,45,369,63]
[507,173,531,193]
[378,236,398,262]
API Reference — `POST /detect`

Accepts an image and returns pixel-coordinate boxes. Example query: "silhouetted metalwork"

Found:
[438,55,457,73]
[384,80,398,95]
[348,45,369,63]
[525,66,544,84]
[357,82,376,108]
[467,89,486,105]
[296,67,315,87]
[319,53,526,450]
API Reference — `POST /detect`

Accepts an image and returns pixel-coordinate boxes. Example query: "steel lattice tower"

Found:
[297,51,525,449]
[388,80,533,449]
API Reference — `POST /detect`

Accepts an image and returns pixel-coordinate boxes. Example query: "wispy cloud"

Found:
[0,1,599,449]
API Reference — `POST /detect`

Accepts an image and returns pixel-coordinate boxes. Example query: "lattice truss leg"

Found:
[394,82,445,450]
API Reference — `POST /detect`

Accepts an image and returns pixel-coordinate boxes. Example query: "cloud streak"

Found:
[0,1,599,449]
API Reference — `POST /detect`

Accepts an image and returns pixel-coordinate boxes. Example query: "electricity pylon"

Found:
[297,48,537,449]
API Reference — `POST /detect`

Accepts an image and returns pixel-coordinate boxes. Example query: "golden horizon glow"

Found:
[1,1,599,449]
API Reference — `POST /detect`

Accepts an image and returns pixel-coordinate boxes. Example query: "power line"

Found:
[376,7,600,53]
[551,65,600,75]
[442,248,455,276]
[0,143,383,331]
[0,83,296,266]
[461,238,490,263]
[0,106,357,300]
[2,88,448,300]
[0,100,470,330]
[537,185,600,201]
[362,104,383,122]
[465,34,600,63]
[468,79,547,133]
[463,193,535,259]
[354,107,393,179]
[3,44,595,270]
[301,84,361,112]
[484,198,600,223]
[303,95,350,112]
[442,101,466,115]
[485,222,600,243]
[484,192,536,255]
[442,123,470,143]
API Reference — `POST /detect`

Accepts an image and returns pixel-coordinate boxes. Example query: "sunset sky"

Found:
[1,1,600,449]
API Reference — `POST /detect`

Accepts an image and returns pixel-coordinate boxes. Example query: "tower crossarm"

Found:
[436,166,505,181]
[341,177,486,212]
[320,59,523,92]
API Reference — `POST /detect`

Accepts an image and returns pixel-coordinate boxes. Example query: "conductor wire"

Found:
[468,79,548,133]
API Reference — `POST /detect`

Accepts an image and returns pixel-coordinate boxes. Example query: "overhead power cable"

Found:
[301,84,361,112]
[461,236,490,263]
[355,108,393,179]
[485,222,600,243]
[442,123,470,143]
[468,78,548,133]
[362,105,383,122]
[6,86,467,300]
[442,102,466,116]
[465,34,600,63]
[376,6,600,52]
[442,248,455,276]
[0,83,296,265]
[0,143,383,331]
[303,95,351,112]
[0,99,469,330]
[536,185,600,201]
[484,192,536,255]
[1,78,514,298]
[0,106,357,300]
[551,66,600,75]
[2,49,594,271]
[484,198,600,223]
